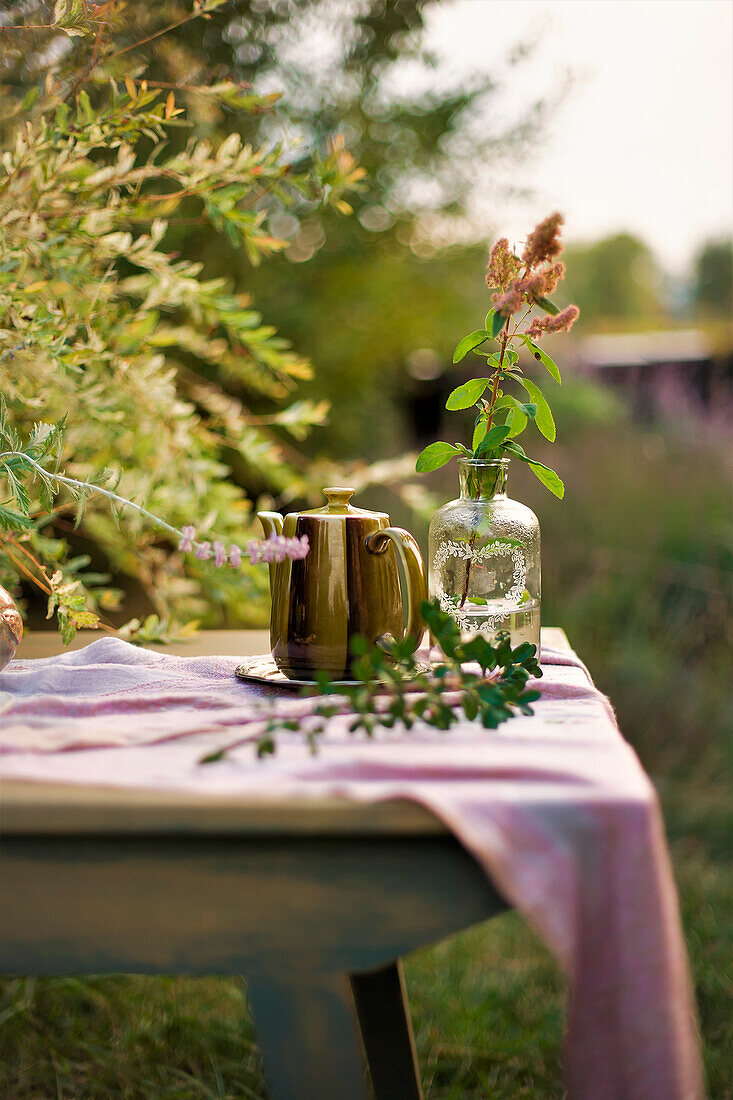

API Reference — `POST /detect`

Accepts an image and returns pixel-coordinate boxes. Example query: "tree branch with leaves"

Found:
[0,0,364,642]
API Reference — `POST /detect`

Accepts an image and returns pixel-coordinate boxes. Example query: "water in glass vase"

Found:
[429,458,541,650]
[442,595,541,647]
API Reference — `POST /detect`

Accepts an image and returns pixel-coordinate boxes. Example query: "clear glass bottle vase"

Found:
[428,458,541,648]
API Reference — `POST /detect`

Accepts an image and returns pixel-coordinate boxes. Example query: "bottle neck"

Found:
[458,460,509,501]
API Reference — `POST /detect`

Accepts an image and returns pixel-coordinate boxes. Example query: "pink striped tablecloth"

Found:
[0,637,704,1099]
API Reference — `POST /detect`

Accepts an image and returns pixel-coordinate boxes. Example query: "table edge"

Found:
[1,784,449,836]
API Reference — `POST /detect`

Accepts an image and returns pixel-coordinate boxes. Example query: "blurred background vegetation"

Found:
[0,0,731,1097]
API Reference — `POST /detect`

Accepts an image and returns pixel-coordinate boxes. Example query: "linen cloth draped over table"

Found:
[0,637,703,1100]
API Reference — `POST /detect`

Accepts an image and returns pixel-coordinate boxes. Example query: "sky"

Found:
[423,0,733,274]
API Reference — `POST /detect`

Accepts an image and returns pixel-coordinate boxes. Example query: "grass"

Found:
[1,383,730,1098]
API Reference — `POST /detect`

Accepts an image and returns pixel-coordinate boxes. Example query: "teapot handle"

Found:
[365,527,427,651]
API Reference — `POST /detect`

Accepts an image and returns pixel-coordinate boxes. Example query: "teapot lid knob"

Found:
[322,486,356,509]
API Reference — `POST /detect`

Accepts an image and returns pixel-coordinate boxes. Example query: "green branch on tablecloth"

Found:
[200,600,542,762]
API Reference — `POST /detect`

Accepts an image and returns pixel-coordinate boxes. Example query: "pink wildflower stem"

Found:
[1,452,306,566]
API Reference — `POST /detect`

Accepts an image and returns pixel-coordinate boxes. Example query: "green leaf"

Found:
[0,503,34,531]
[500,394,536,426]
[519,377,556,441]
[533,295,560,315]
[523,336,562,384]
[200,749,227,764]
[446,377,490,411]
[528,461,565,498]
[463,695,479,720]
[415,441,462,473]
[477,424,511,453]
[502,441,565,498]
[77,90,94,124]
[502,439,528,459]
[54,102,70,130]
[471,419,487,451]
[491,310,507,338]
[38,476,55,513]
[505,406,527,438]
[516,400,537,419]
[4,467,30,514]
[452,330,490,364]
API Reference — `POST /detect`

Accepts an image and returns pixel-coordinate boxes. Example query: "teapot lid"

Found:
[297,486,388,520]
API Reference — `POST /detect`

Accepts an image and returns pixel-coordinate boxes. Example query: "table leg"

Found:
[246,970,370,1100]
[351,960,424,1100]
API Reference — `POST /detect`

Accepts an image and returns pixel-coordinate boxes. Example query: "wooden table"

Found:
[1,628,569,1100]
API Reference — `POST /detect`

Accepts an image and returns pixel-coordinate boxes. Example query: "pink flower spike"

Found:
[229,545,242,568]
[296,534,310,558]
[243,532,310,565]
[195,541,212,560]
[522,211,564,268]
[178,525,196,553]
[213,541,227,567]
[274,535,289,563]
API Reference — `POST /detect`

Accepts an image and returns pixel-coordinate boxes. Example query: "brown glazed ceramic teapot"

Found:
[258,487,427,680]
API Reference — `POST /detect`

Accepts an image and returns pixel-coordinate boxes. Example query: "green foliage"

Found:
[475,424,512,455]
[502,441,564,499]
[533,295,560,316]
[0,5,363,640]
[521,336,562,383]
[453,331,491,364]
[1,410,256,639]
[561,233,664,323]
[0,0,549,620]
[219,2,548,463]
[517,377,555,441]
[490,309,508,338]
[693,237,733,317]
[415,442,463,473]
[446,378,490,411]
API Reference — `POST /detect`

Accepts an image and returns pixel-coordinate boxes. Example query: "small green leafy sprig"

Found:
[201,600,542,762]
[415,214,580,499]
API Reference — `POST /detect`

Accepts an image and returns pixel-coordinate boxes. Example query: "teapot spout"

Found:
[257,511,284,590]
[257,511,284,540]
